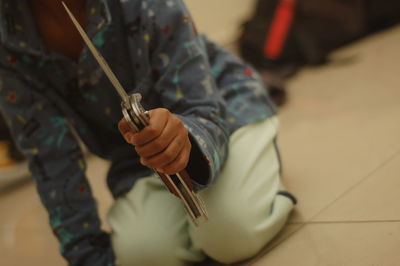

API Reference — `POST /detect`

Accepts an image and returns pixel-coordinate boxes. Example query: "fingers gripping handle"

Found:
[61,3,208,225]
[122,94,208,225]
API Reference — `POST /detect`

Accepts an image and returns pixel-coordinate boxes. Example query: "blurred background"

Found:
[1,0,400,265]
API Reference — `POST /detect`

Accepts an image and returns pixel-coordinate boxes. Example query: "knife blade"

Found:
[62,1,208,225]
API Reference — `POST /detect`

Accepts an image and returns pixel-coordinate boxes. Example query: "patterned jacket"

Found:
[0,0,276,264]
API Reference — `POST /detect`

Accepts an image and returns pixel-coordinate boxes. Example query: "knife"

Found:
[62,1,208,226]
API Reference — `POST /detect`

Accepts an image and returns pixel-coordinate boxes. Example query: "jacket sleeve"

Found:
[0,69,115,265]
[145,0,230,188]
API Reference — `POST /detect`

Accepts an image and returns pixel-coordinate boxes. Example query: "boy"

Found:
[0,0,295,265]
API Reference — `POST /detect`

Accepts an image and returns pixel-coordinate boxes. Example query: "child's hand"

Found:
[118,108,191,175]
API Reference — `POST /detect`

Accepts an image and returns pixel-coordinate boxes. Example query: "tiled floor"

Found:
[243,26,400,266]
[1,24,400,266]
[184,0,257,46]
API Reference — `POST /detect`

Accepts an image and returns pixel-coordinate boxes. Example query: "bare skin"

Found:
[118,109,192,175]
[29,0,192,175]
[28,0,86,61]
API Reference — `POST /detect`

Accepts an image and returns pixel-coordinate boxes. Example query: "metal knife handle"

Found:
[61,1,207,225]
[122,94,208,224]
[122,94,193,192]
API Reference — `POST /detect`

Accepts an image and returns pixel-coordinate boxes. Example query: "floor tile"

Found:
[313,152,400,222]
[0,155,112,266]
[0,161,29,181]
[85,155,113,230]
[253,222,400,266]
[0,180,65,266]
[184,0,257,45]
[277,26,400,222]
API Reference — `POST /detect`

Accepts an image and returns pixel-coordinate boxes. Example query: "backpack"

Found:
[239,0,400,69]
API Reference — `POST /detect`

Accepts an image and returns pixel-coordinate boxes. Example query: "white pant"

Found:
[107,116,295,266]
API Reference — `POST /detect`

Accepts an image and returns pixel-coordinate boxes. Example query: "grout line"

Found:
[247,147,400,265]
[306,147,400,223]
[293,220,400,225]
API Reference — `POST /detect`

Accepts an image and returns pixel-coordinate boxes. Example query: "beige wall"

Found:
[183,0,257,46]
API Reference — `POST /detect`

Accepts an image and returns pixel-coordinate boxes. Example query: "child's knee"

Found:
[200,225,264,263]
[111,228,188,266]
[191,194,293,264]
[191,203,264,263]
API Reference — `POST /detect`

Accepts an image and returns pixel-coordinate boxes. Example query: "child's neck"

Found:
[29,0,86,21]
[28,0,87,61]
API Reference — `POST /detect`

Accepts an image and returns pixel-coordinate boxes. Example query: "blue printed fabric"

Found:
[0,0,276,265]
